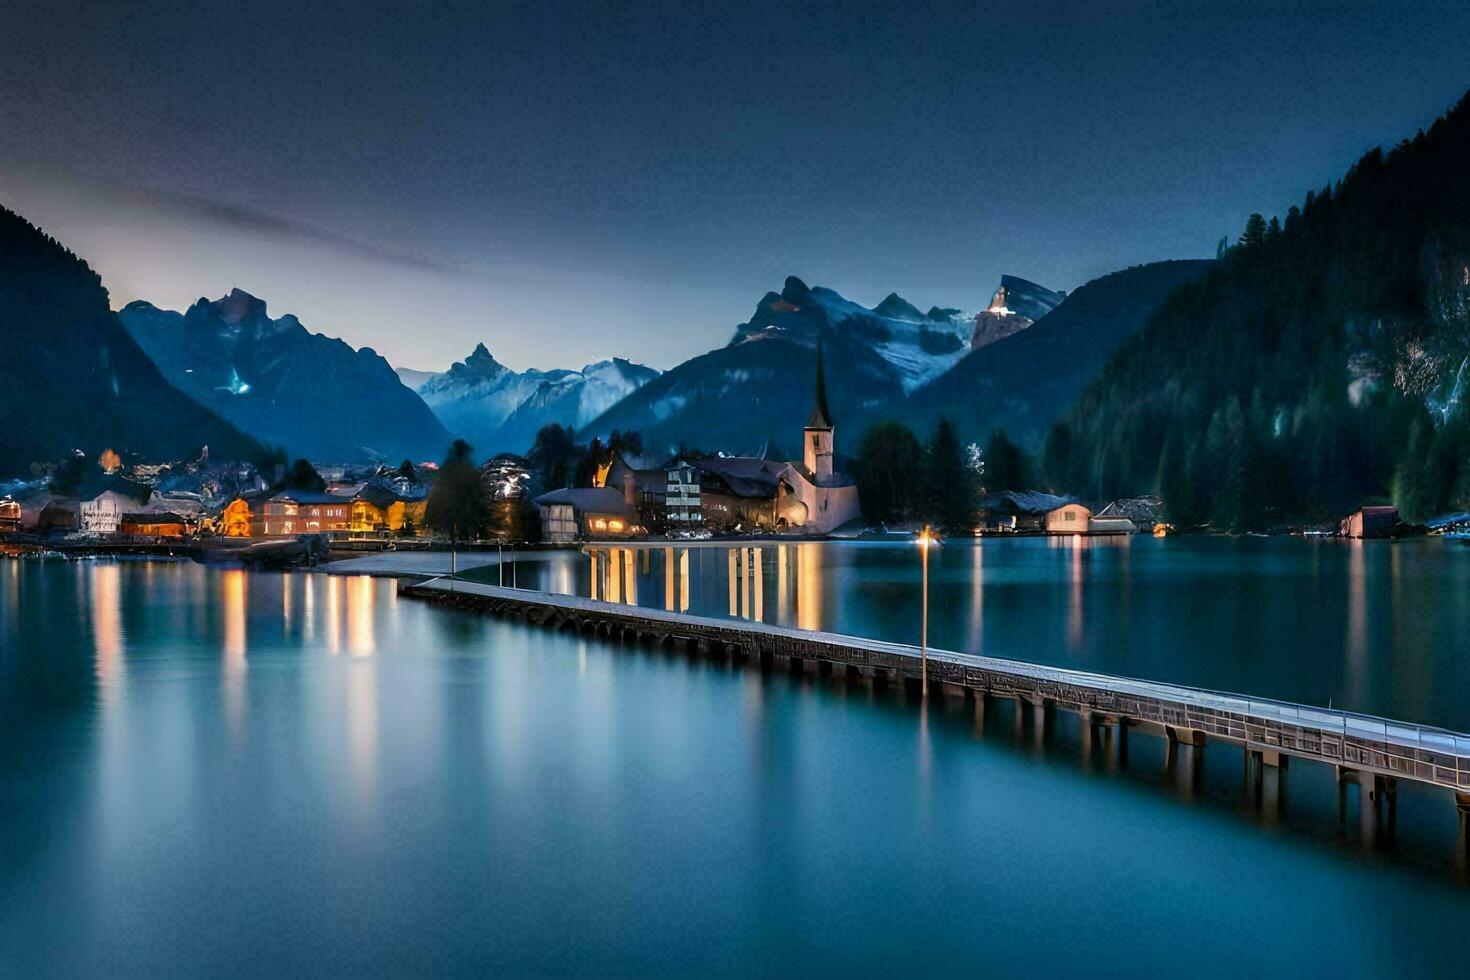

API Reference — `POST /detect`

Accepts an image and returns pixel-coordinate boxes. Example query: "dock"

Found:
[401,576,1470,856]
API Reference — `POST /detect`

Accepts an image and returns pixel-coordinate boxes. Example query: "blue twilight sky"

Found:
[2,0,1468,373]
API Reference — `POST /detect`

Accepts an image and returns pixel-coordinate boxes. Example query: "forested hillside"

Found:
[1046,90,1470,528]
[0,206,265,476]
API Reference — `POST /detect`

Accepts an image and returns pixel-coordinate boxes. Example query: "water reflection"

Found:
[90,563,125,693]
[221,569,248,739]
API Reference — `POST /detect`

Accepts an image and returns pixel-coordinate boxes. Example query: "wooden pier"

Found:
[401,576,1470,855]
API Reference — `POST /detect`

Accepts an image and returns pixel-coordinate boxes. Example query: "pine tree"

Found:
[855,420,923,524]
[1239,213,1268,248]
[922,419,974,532]
[425,439,493,569]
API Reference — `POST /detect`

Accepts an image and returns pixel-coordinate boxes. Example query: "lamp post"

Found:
[918,524,932,698]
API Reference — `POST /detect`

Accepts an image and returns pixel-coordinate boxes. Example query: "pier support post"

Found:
[1165,728,1204,799]
[1455,793,1470,879]
[1244,749,1288,821]
[1027,697,1051,750]
[1079,711,1095,770]
[1337,768,1390,846]
[1100,715,1128,770]
[972,691,989,737]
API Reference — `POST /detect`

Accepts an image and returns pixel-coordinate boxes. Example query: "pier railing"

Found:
[405,577,1470,793]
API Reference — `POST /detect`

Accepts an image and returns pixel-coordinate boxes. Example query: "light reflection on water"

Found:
[0,550,1469,976]
[501,537,1470,729]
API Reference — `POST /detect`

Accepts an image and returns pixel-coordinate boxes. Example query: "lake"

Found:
[2,540,1468,976]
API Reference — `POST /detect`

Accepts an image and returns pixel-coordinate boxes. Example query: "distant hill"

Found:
[120,290,449,463]
[1049,88,1470,529]
[582,273,1045,455]
[0,205,264,477]
[582,327,901,457]
[900,261,1214,447]
[417,343,660,455]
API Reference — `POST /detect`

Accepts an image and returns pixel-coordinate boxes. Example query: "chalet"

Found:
[533,487,641,542]
[120,512,189,538]
[351,482,428,533]
[1340,506,1401,539]
[976,491,1071,532]
[252,491,353,536]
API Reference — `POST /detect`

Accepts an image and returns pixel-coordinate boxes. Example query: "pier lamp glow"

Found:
[917,524,936,698]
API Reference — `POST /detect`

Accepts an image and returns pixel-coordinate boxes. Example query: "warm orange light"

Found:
[607,519,624,531]
[591,518,607,531]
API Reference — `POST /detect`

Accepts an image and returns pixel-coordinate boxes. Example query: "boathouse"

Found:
[1340,506,1401,539]
[533,487,641,542]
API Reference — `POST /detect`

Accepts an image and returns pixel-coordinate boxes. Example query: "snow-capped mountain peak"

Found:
[416,346,660,454]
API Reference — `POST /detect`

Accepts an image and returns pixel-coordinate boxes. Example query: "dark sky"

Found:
[3,1,1467,372]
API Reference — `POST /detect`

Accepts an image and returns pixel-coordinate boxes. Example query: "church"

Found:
[595,341,862,535]
[768,341,862,533]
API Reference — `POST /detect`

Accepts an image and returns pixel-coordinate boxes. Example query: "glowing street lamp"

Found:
[917,524,936,698]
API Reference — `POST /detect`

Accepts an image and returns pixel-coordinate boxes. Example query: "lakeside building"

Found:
[1340,505,1401,539]
[975,491,1129,535]
[80,489,146,535]
[665,460,701,524]
[1045,502,1092,534]
[976,491,1071,532]
[533,487,641,542]
[0,497,19,533]
[120,513,189,537]
[549,344,859,540]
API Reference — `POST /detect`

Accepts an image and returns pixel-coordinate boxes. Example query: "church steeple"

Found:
[803,337,835,481]
[806,337,833,430]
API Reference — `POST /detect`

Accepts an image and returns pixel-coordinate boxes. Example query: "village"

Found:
[0,356,1436,557]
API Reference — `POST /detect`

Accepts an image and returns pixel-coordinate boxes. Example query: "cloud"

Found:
[28,171,466,277]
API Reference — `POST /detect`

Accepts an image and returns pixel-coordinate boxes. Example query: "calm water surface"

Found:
[1,542,1468,976]
[487,536,1470,727]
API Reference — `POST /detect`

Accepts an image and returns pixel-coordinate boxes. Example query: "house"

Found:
[976,491,1071,532]
[0,497,19,533]
[351,482,428,534]
[533,487,641,542]
[252,491,353,536]
[1340,506,1401,539]
[697,457,786,530]
[1045,502,1092,534]
[665,460,701,524]
[81,489,147,535]
[36,502,79,534]
[120,512,188,537]
[600,452,669,528]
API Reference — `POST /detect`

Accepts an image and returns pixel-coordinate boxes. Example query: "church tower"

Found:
[803,339,835,483]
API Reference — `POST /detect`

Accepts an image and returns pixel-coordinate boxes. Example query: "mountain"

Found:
[582,327,902,457]
[970,275,1066,349]
[727,275,987,392]
[902,261,1214,447]
[417,343,659,454]
[395,366,440,391]
[119,290,449,462]
[1047,89,1470,529]
[0,205,264,477]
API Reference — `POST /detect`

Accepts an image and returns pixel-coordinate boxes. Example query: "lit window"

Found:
[608,519,624,531]
[592,518,607,530]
